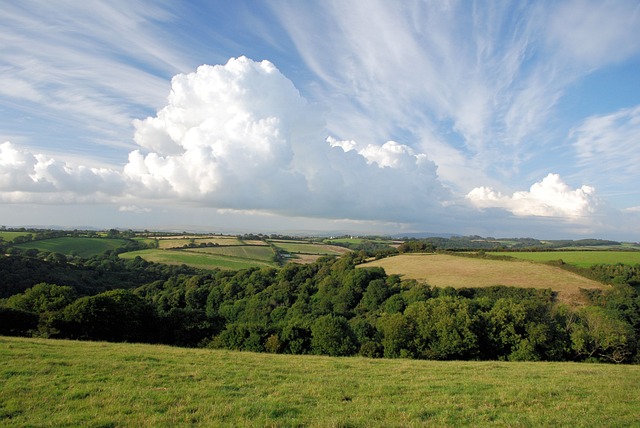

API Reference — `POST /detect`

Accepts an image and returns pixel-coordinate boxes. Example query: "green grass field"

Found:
[14,237,129,258]
[1,336,638,427]
[271,241,351,255]
[187,245,276,261]
[360,254,606,304]
[156,236,243,249]
[487,251,640,267]
[0,231,32,242]
[120,249,276,270]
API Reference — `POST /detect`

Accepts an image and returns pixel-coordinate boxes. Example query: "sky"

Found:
[1,0,640,239]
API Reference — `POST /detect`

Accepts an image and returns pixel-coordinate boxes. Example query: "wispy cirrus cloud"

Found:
[571,105,640,182]
[268,0,640,193]
[0,1,190,157]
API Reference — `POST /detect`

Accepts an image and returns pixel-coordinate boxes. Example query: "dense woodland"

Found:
[1,231,639,363]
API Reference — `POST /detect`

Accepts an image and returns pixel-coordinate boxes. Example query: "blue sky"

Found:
[1,0,640,239]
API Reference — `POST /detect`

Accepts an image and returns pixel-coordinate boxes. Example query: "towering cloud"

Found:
[125,56,449,222]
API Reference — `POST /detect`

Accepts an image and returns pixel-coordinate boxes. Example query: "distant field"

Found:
[156,236,242,249]
[271,241,351,255]
[120,249,275,270]
[2,336,638,427]
[325,237,393,245]
[187,245,275,261]
[489,251,640,267]
[0,231,31,242]
[14,237,129,257]
[325,237,367,245]
[360,254,606,304]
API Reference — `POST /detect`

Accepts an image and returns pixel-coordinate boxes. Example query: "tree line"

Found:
[1,250,639,363]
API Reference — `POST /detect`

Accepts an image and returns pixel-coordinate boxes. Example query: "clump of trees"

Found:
[2,251,639,363]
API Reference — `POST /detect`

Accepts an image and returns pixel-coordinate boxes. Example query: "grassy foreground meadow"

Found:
[2,337,639,427]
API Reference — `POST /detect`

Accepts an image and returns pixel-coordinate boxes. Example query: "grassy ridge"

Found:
[187,245,276,261]
[156,236,243,249]
[1,337,638,427]
[120,249,276,270]
[14,237,129,258]
[488,251,640,267]
[0,231,31,242]
[270,241,350,255]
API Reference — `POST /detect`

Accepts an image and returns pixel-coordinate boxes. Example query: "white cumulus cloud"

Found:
[0,141,124,202]
[467,173,600,219]
[125,56,450,222]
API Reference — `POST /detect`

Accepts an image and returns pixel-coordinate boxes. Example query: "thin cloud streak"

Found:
[268,0,640,192]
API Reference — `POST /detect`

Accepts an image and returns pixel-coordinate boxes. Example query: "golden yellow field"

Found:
[360,254,606,304]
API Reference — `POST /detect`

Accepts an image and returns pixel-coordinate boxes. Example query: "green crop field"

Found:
[187,245,275,261]
[488,251,640,267]
[271,241,351,255]
[120,249,275,270]
[156,236,243,249]
[325,237,367,245]
[360,254,606,304]
[14,237,129,258]
[0,231,32,242]
[1,337,638,427]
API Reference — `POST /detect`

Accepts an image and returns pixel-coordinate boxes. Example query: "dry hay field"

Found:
[361,254,606,304]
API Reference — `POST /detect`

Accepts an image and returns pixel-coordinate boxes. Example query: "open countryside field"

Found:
[156,236,243,249]
[270,241,351,255]
[360,254,606,304]
[488,251,640,267]
[2,336,638,427]
[14,237,129,258]
[188,245,275,261]
[120,249,276,270]
[0,231,32,242]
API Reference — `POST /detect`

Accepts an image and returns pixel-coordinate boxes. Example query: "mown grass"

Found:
[156,236,242,249]
[14,237,129,257]
[187,245,276,262]
[0,231,32,242]
[1,336,638,427]
[271,241,351,255]
[120,249,275,270]
[360,254,605,304]
[488,251,640,267]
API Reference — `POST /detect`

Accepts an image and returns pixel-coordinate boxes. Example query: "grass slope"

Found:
[0,231,32,242]
[361,254,606,304]
[14,237,129,258]
[271,241,351,255]
[1,337,638,427]
[120,249,275,270]
[187,245,275,261]
[488,251,640,268]
[156,236,243,249]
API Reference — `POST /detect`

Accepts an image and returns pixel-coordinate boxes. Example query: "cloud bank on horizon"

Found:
[1,1,639,238]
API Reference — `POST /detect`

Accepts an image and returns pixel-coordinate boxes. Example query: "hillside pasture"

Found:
[187,245,275,261]
[156,236,242,249]
[488,251,640,267]
[120,249,275,270]
[14,237,129,258]
[0,231,32,242]
[1,336,638,427]
[360,254,606,304]
[270,241,351,255]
